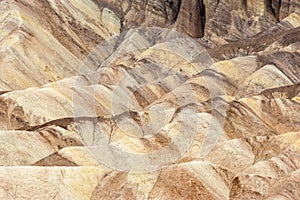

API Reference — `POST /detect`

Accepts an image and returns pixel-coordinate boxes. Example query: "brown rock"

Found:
[176,0,205,38]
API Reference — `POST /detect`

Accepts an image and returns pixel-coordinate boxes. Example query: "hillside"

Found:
[0,0,299,199]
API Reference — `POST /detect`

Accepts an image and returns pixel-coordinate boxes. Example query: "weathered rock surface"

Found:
[0,0,299,199]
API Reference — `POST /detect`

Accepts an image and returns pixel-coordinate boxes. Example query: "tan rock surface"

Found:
[0,0,299,199]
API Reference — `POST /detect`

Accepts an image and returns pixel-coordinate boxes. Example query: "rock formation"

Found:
[0,0,299,199]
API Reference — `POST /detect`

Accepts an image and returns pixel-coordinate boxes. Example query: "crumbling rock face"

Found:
[204,0,300,42]
[175,0,205,38]
[274,0,300,21]
[93,0,181,29]
[94,0,206,38]
[0,0,299,199]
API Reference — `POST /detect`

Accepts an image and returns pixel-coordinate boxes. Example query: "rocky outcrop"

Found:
[92,0,181,29]
[204,0,300,43]
[176,0,206,38]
